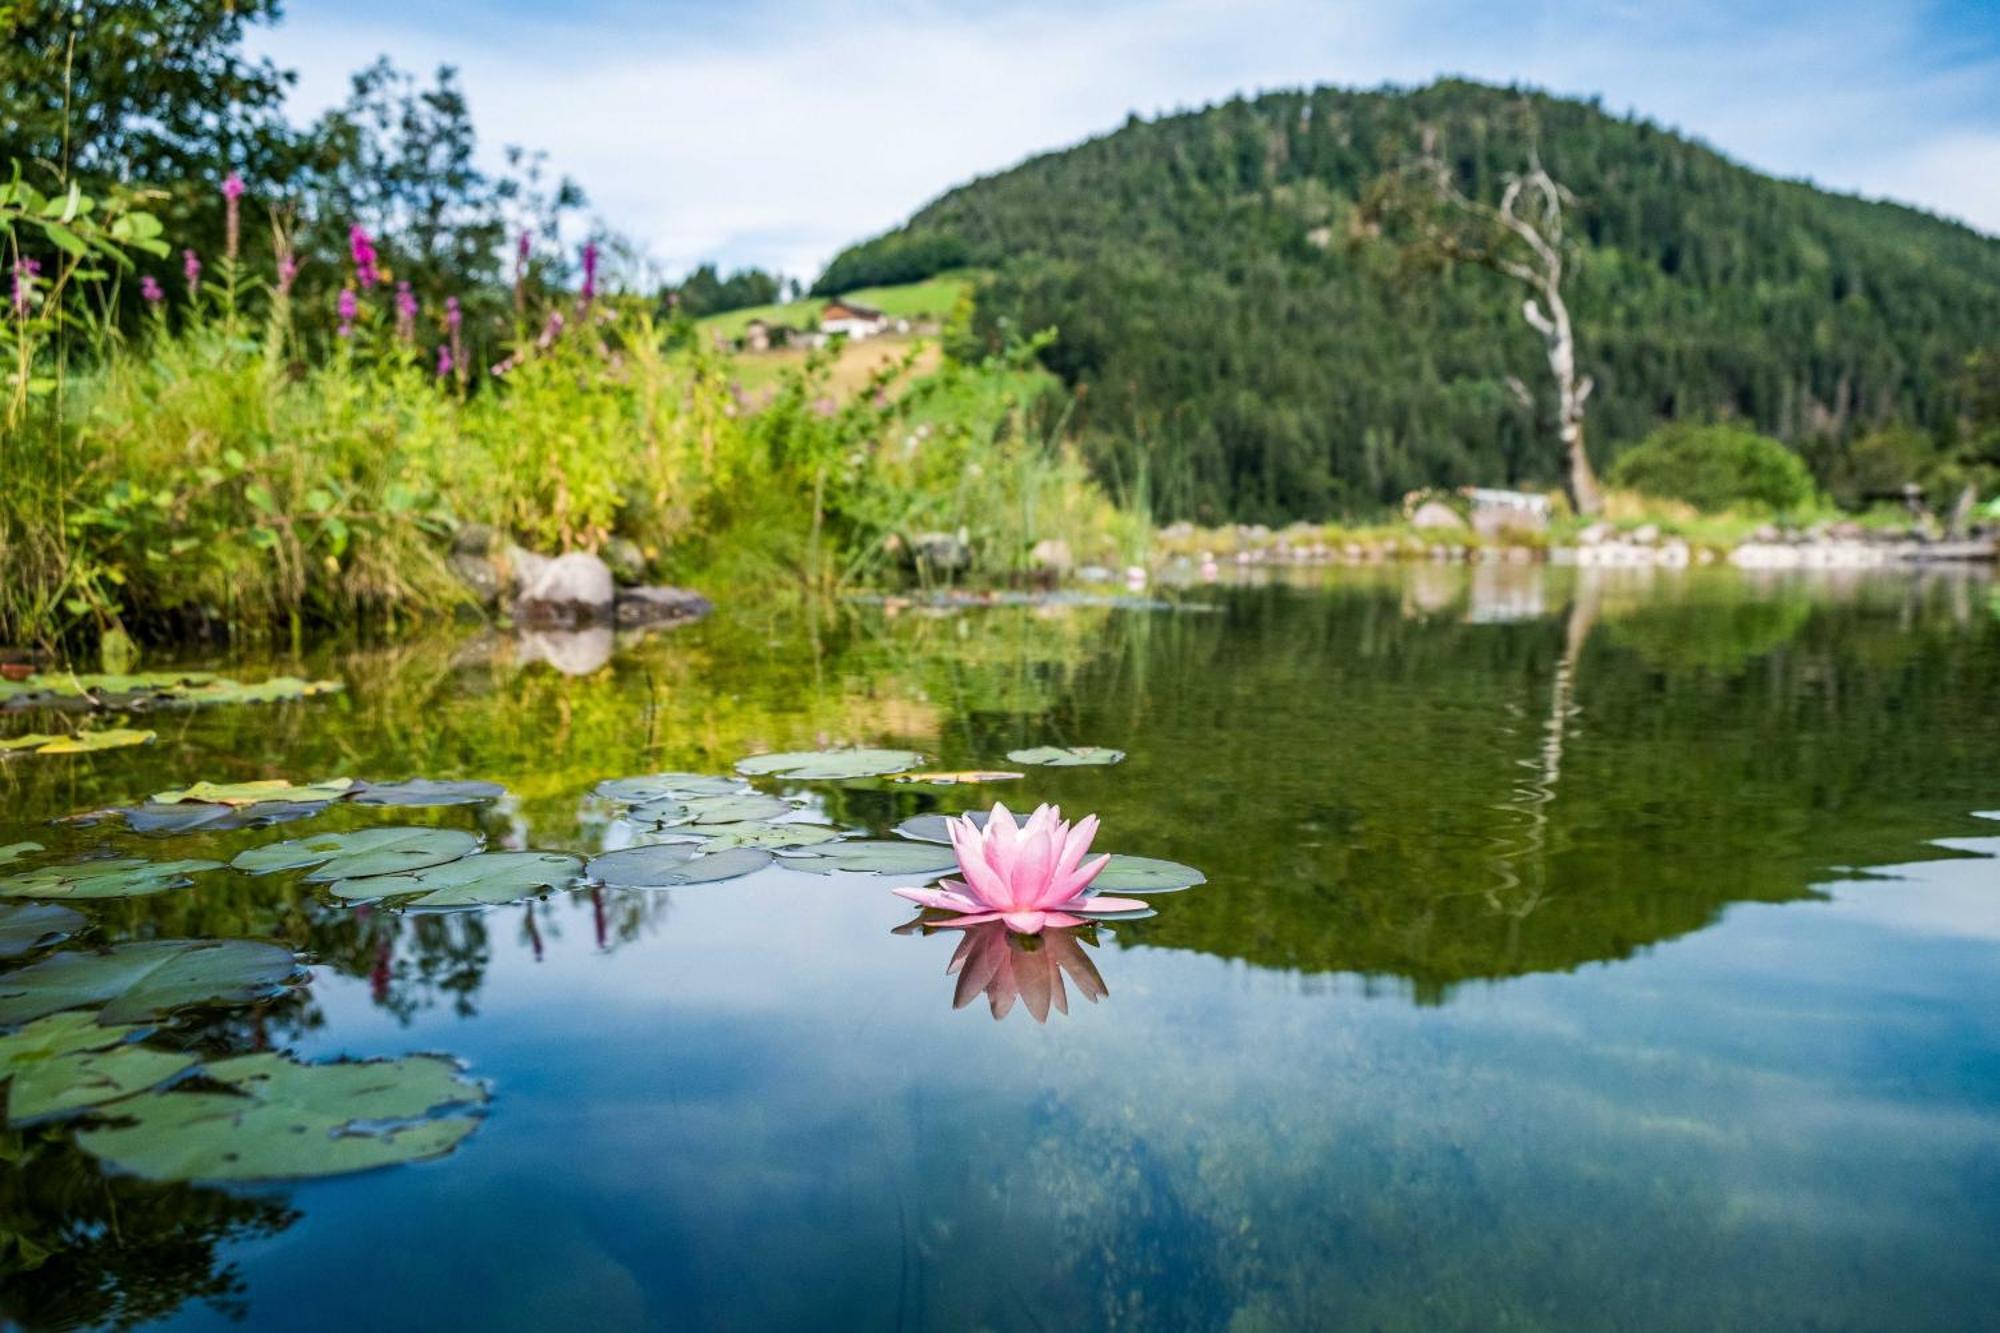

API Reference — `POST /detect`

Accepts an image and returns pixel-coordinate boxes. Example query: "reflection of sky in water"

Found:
[160,833,2000,1332]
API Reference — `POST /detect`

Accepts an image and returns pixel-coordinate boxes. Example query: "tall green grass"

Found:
[2,211,1134,654]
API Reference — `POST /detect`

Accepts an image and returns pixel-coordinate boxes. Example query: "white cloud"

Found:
[254,0,2000,281]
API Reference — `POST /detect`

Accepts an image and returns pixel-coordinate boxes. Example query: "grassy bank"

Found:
[0,210,1135,654]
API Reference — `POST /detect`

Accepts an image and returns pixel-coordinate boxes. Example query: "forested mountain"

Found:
[817,80,2000,521]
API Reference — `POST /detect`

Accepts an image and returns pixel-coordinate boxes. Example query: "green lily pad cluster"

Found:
[0,855,223,901]
[233,827,580,908]
[1006,745,1126,767]
[78,775,505,834]
[590,772,855,884]
[0,671,344,713]
[75,1050,488,1182]
[0,727,157,757]
[0,1013,488,1181]
[734,748,927,780]
[0,939,304,1027]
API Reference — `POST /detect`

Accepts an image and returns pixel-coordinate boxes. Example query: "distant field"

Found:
[698,273,977,340]
[723,332,943,399]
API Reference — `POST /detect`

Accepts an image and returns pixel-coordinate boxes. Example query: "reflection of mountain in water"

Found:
[1049,570,2000,1001]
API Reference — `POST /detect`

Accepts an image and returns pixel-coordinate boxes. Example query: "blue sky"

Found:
[254,0,2000,282]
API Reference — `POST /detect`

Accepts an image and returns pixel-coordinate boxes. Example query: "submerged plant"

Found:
[894,802,1147,934]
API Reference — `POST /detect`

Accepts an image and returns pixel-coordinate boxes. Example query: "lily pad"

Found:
[894,810,1018,844]
[233,827,481,882]
[1007,746,1126,767]
[672,793,795,826]
[734,748,924,780]
[92,798,339,834]
[0,939,303,1026]
[595,773,746,802]
[585,844,774,889]
[0,841,42,866]
[891,770,1024,785]
[0,856,223,900]
[1,1014,195,1125]
[0,672,342,713]
[0,902,85,958]
[328,852,584,907]
[179,676,343,706]
[1091,854,1206,893]
[623,797,690,826]
[352,778,506,807]
[785,840,962,876]
[151,777,358,807]
[76,1051,487,1182]
[0,727,156,756]
[686,822,846,851]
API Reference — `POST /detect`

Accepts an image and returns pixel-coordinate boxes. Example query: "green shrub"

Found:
[1608,423,1814,514]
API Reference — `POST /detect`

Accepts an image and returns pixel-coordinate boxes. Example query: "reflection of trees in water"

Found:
[0,1114,299,1330]
[1088,570,2000,999]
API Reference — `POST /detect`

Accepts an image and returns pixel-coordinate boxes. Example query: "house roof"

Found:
[822,297,884,319]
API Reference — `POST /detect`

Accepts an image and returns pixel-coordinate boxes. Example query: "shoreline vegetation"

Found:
[0,178,1142,658]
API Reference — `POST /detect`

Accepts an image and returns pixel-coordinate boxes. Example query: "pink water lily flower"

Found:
[893,802,1146,934]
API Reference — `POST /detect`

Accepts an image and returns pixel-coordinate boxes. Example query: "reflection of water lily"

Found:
[892,802,1146,933]
[926,919,1108,1021]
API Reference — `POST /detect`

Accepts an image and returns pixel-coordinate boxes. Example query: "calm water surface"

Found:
[4,566,1998,1331]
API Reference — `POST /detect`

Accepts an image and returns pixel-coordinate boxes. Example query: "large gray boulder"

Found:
[515,551,615,628]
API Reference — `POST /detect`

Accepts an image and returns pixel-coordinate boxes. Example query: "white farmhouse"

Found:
[819,296,889,340]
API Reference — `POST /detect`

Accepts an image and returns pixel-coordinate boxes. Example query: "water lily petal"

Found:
[1001,910,1049,934]
[892,885,980,913]
[947,820,1009,908]
[1070,892,1148,915]
[1057,851,1112,901]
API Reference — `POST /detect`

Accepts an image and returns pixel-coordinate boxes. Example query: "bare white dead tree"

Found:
[1370,141,1606,516]
[1490,165,1603,516]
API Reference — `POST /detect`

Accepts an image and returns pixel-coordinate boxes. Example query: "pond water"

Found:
[3,565,1998,1331]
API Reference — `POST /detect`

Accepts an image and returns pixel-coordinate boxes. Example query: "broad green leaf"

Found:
[0,1012,193,1123]
[684,822,846,851]
[786,840,960,876]
[97,798,335,834]
[0,940,302,1026]
[41,221,85,256]
[28,728,157,755]
[233,827,480,882]
[893,810,1016,844]
[891,770,1024,785]
[329,852,583,906]
[595,773,747,802]
[0,856,222,900]
[0,842,42,866]
[672,793,794,825]
[76,1052,487,1182]
[0,1012,134,1066]
[734,748,924,780]
[1007,745,1126,767]
[586,844,773,888]
[1090,855,1206,893]
[352,778,505,807]
[624,797,689,826]
[0,902,83,958]
[151,777,356,806]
